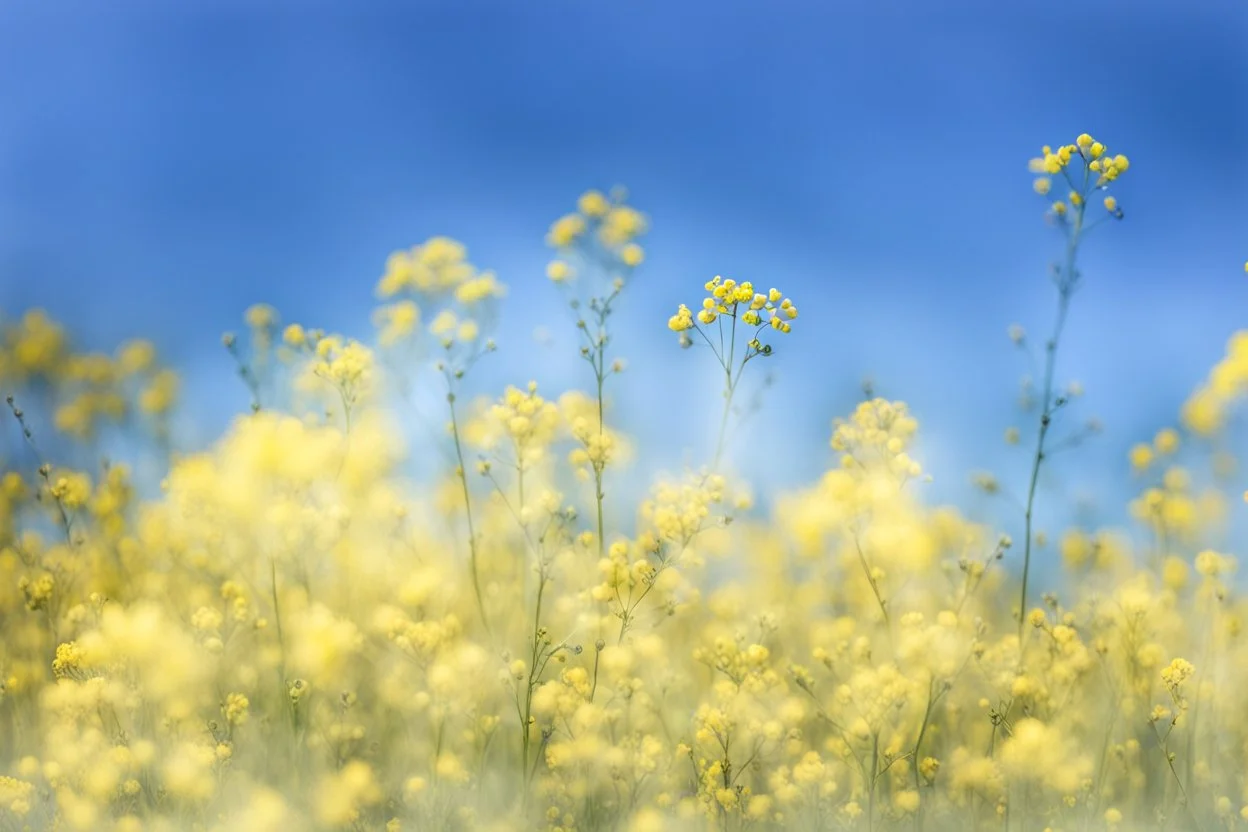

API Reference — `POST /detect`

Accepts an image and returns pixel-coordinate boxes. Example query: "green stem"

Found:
[854,533,891,630]
[912,679,937,792]
[594,354,606,558]
[711,375,734,472]
[1018,202,1083,643]
[868,731,879,831]
[589,644,602,703]
[448,391,491,636]
[1155,724,1205,832]
[270,556,286,685]
[711,313,741,471]
[521,575,548,795]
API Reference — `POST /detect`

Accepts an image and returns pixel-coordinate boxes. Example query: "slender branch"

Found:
[447,389,491,636]
[1018,197,1084,643]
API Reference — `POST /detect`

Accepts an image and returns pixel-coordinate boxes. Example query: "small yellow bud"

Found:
[282,324,306,347]
[620,243,644,267]
[1129,443,1153,471]
[546,261,571,282]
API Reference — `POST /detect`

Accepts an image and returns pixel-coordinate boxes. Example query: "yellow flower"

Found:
[577,189,610,217]
[282,323,306,347]
[116,340,156,375]
[430,310,458,337]
[224,693,250,725]
[1129,443,1153,471]
[245,303,277,329]
[1161,657,1194,690]
[599,205,647,246]
[668,304,694,332]
[455,272,505,305]
[620,243,644,267]
[372,300,421,347]
[547,213,587,248]
[546,260,572,282]
[1153,427,1179,455]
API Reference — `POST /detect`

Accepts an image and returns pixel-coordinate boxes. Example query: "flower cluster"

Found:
[668,276,798,342]
[373,236,503,377]
[468,382,561,471]
[546,188,648,278]
[1,310,178,440]
[1029,132,1130,220]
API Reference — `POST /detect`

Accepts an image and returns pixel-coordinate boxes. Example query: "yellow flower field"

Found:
[0,135,1245,832]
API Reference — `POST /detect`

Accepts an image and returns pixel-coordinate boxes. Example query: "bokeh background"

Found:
[2,0,1246,567]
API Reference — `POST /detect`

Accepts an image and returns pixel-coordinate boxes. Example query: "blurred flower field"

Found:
[0,133,1246,832]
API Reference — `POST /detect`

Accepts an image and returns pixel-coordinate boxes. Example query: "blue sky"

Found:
[2,0,1247,555]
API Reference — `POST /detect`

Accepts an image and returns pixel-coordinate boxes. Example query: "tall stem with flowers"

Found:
[545,188,648,558]
[1016,133,1128,640]
[372,237,505,635]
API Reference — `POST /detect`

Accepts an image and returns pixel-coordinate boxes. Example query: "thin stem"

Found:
[589,644,602,702]
[225,338,263,412]
[853,533,891,629]
[912,678,938,793]
[521,574,548,795]
[1153,720,1205,832]
[868,731,879,831]
[709,312,755,471]
[574,293,616,562]
[448,391,491,636]
[270,556,287,693]
[594,355,606,559]
[711,366,735,473]
[1018,202,1083,643]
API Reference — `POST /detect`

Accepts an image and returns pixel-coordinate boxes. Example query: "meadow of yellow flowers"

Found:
[0,134,1244,832]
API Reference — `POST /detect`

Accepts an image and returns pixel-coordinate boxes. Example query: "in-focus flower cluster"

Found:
[668,276,798,344]
[1029,132,1130,221]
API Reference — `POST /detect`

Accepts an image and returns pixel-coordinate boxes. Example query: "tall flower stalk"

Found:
[1017,133,1129,639]
[545,188,647,557]
[372,236,505,634]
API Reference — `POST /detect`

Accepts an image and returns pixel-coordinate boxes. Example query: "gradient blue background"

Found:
[2,0,1247,555]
